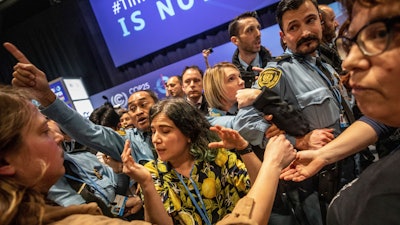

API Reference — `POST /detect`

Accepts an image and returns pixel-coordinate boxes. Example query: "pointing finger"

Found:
[3,42,32,64]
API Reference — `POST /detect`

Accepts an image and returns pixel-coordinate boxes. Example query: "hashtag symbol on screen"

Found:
[112,1,121,15]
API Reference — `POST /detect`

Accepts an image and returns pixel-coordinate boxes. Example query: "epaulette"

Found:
[273,54,291,62]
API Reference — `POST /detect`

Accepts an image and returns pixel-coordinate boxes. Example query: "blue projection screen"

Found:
[89,0,279,67]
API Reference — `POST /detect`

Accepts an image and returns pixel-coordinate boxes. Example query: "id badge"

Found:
[111,194,128,217]
[340,112,349,129]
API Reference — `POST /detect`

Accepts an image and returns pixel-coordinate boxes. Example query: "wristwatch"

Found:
[236,144,253,155]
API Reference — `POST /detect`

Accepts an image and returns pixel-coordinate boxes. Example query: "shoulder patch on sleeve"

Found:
[258,68,282,89]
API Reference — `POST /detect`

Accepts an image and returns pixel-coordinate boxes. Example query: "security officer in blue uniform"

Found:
[258,53,347,137]
[251,0,356,225]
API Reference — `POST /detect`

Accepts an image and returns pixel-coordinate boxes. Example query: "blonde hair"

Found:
[203,62,239,110]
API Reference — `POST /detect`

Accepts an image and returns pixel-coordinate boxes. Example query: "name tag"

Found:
[340,112,349,129]
[111,194,128,217]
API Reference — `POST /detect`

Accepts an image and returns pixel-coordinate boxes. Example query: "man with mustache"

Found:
[229,11,273,88]
[250,0,355,225]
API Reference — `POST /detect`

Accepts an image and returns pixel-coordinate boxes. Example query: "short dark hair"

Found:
[136,89,159,103]
[89,103,120,128]
[228,11,259,37]
[169,75,182,85]
[181,65,204,78]
[276,0,319,30]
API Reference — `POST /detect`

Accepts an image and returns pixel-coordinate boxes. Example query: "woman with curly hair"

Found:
[121,98,263,225]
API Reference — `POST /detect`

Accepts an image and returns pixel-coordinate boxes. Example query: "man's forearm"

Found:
[41,99,125,160]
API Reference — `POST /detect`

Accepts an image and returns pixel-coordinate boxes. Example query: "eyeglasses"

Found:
[335,15,400,60]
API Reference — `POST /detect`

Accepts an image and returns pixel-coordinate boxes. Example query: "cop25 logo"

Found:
[156,75,168,95]
[111,92,128,108]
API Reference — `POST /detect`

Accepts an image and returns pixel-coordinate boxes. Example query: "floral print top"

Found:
[144,148,250,225]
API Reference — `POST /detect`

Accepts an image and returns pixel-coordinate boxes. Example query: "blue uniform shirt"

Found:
[255,52,345,137]
[48,151,118,206]
[41,99,155,163]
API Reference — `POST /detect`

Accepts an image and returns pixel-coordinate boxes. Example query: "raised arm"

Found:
[246,134,295,225]
[5,42,57,106]
[202,48,212,69]
[6,42,126,161]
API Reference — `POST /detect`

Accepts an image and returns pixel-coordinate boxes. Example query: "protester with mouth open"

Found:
[228,11,273,88]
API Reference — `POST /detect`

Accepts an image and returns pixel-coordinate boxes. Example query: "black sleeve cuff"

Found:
[236,144,253,155]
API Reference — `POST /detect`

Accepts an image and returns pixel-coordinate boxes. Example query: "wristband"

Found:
[236,144,253,155]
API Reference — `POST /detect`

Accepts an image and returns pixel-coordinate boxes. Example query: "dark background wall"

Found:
[0,0,335,96]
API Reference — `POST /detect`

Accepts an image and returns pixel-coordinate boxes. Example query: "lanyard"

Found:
[64,159,111,205]
[306,60,342,107]
[175,170,212,225]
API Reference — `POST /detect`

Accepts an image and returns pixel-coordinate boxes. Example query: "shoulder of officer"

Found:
[273,54,292,63]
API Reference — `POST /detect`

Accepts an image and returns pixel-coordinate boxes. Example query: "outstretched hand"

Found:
[121,140,152,185]
[4,42,55,106]
[280,149,327,182]
[208,125,248,150]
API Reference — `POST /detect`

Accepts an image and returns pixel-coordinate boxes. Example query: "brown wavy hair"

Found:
[0,178,46,225]
[0,85,46,225]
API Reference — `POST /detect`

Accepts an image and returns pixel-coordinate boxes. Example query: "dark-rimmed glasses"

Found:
[335,15,400,60]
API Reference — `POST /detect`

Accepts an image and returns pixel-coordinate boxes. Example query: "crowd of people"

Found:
[1,0,400,224]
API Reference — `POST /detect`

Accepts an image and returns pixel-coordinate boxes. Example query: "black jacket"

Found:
[231,46,273,76]
[319,42,342,74]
